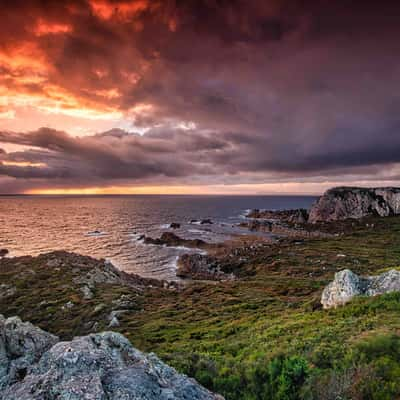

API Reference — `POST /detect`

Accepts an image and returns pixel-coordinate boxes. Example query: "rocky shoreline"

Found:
[3,187,400,398]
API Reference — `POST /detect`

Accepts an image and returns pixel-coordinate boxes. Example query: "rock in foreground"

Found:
[309,187,400,223]
[0,315,223,399]
[321,269,400,309]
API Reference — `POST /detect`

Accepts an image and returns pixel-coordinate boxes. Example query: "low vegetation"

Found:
[2,215,400,399]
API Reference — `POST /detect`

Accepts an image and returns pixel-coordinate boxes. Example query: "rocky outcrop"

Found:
[0,315,58,390]
[0,315,223,399]
[247,209,309,224]
[144,232,207,248]
[309,187,400,223]
[177,254,234,280]
[321,269,400,309]
[239,219,331,239]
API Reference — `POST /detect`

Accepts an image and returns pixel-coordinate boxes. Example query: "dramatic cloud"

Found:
[0,0,400,193]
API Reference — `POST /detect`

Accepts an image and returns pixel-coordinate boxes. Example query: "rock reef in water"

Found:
[321,269,400,309]
[0,315,223,399]
[143,232,207,248]
[309,187,400,223]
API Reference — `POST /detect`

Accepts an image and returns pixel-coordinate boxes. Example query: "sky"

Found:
[0,0,399,195]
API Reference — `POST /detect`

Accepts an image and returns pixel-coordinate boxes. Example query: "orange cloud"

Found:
[0,42,48,72]
[89,0,152,22]
[34,20,73,36]
[2,161,47,168]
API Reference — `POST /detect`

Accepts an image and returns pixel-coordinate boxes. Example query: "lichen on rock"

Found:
[0,315,223,399]
[322,269,400,309]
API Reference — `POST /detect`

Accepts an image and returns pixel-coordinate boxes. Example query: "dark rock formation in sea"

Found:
[0,249,8,257]
[170,222,181,229]
[309,187,400,223]
[177,254,234,280]
[189,219,213,225]
[321,269,400,309]
[143,232,207,248]
[0,315,223,399]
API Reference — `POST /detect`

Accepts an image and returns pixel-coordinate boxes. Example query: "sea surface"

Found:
[0,195,317,280]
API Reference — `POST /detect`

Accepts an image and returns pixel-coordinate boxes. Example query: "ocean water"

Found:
[0,195,317,280]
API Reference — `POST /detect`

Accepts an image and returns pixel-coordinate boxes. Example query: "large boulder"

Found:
[309,187,400,223]
[0,315,223,399]
[321,269,400,309]
[0,315,58,390]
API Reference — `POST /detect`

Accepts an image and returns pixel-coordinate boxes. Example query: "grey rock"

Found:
[112,294,133,308]
[309,187,400,223]
[94,303,106,313]
[0,315,58,390]
[0,317,223,399]
[62,301,75,310]
[108,316,120,328]
[73,259,126,288]
[0,283,16,300]
[81,284,94,300]
[322,269,400,309]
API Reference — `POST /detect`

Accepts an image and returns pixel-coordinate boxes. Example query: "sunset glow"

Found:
[0,1,399,194]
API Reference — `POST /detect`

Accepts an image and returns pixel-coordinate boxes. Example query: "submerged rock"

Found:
[0,315,223,399]
[309,187,400,223]
[321,269,400,309]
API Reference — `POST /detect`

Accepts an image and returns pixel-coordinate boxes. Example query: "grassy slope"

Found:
[2,216,400,399]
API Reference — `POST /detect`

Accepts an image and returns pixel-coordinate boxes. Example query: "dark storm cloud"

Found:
[1,0,400,191]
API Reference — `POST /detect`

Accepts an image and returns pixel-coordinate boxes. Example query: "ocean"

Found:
[0,195,317,280]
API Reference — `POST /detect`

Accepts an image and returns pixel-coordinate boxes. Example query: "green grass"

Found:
[3,216,400,399]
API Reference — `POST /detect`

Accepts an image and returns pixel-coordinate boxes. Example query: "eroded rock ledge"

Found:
[321,269,400,309]
[0,315,223,399]
[177,253,235,280]
[246,208,309,224]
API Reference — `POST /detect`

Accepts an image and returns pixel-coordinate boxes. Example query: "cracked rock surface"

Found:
[322,269,400,309]
[0,315,223,399]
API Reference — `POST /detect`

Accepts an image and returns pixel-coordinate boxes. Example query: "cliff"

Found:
[0,315,223,399]
[308,186,400,223]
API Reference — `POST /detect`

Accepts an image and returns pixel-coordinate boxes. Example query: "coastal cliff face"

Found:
[0,315,223,400]
[309,187,400,223]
